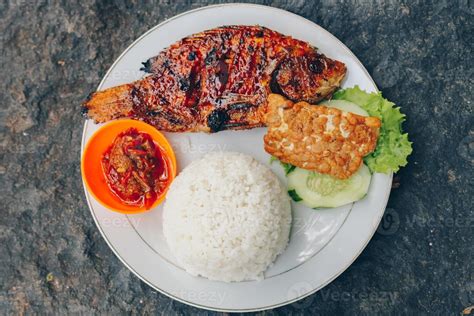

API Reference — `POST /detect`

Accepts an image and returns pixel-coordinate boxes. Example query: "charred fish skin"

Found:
[275,53,346,103]
[143,26,346,105]
[83,26,346,133]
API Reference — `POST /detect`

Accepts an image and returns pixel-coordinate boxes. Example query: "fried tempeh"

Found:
[264,94,381,179]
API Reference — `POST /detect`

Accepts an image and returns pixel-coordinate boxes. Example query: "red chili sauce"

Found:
[101,128,170,209]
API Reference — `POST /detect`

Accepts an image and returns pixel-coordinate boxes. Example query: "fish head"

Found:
[272,53,346,103]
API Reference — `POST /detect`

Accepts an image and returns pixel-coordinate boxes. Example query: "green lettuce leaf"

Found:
[281,161,296,175]
[333,86,412,173]
[270,156,296,174]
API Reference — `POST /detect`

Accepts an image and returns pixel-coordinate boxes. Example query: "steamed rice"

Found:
[162,151,291,282]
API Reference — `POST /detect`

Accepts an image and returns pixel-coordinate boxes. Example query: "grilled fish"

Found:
[264,94,381,179]
[83,25,346,132]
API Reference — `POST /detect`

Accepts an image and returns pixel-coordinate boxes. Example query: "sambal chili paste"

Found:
[101,127,170,209]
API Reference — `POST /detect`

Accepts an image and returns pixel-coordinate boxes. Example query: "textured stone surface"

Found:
[1,1,473,315]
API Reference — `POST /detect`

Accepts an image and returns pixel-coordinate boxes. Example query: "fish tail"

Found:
[82,83,135,123]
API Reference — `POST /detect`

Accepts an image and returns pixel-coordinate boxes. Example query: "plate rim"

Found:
[81,3,392,312]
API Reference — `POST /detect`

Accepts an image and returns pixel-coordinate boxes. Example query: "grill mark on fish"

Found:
[187,51,196,61]
[229,103,253,111]
[207,109,230,132]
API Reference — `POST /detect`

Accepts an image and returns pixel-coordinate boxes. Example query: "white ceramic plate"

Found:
[81,3,392,312]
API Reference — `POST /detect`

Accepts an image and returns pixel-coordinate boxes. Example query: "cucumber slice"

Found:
[322,100,369,117]
[287,164,371,208]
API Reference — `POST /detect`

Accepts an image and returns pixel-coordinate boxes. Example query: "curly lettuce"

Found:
[333,86,412,173]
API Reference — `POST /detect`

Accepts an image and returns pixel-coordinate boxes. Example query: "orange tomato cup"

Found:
[81,119,177,214]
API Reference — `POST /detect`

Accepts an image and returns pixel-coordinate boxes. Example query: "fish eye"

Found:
[309,59,324,74]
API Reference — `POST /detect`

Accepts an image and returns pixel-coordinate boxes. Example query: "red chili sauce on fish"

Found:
[101,128,170,209]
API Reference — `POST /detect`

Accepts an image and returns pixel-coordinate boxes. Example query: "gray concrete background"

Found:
[1,1,473,315]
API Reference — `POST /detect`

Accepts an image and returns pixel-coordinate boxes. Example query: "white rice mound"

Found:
[163,151,292,282]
